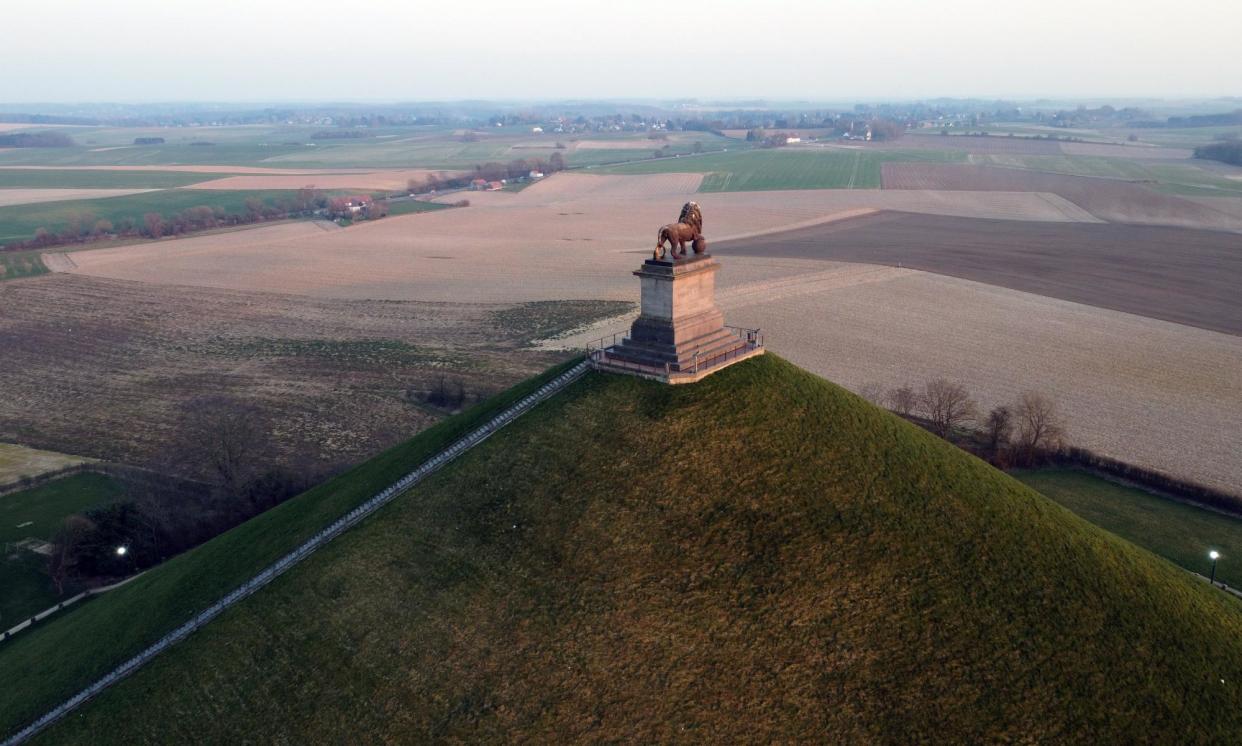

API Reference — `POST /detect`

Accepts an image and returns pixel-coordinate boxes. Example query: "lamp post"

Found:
[1209,550,1221,585]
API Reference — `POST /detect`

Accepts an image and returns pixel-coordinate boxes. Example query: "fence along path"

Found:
[2,360,591,746]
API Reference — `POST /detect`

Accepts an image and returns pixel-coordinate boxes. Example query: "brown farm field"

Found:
[552,263,1242,495]
[184,169,448,191]
[713,210,1242,336]
[9,171,1241,499]
[58,174,1101,303]
[0,188,157,207]
[0,274,622,477]
[881,162,1242,231]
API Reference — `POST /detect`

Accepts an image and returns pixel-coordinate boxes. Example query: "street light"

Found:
[115,545,128,557]
[1209,550,1221,585]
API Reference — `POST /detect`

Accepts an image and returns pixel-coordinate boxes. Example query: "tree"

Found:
[919,378,976,438]
[857,382,887,406]
[179,396,268,498]
[143,212,164,238]
[984,406,1013,457]
[886,385,918,416]
[548,151,566,172]
[1014,391,1065,463]
[91,219,114,238]
[869,119,906,141]
[48,514,96,595]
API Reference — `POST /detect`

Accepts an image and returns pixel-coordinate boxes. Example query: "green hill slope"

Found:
[16,355,1242,742]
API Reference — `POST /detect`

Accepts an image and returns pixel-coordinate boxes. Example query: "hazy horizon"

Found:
[4,0,1239,103]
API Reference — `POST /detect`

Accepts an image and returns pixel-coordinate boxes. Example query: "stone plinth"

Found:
[593,253,763,383]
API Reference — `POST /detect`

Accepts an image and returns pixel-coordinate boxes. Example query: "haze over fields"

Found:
[2,2,1242,742]
[4,0,1241,100]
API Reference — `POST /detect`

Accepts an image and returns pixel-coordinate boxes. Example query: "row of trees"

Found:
[7,188,377,250]
[407,153,568,194]
[1194,141,1242,166]
[0,132,74,147]
[862,378,1066,467]
[47,397,319,592]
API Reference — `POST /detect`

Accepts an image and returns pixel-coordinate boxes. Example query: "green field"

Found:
[0,169,214,188]
[980,153,1242,194]
[8,355,1242,742]
[0,188,310,245]
[383,198,453,217]
[0,124,737,170]
[0,472,127,544]
[0,251,48,280]
[1017,469,1242,588]
[595,147,966,191]
[1,472,127,624]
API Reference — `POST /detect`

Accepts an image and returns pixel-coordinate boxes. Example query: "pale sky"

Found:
[2,0,1239,102]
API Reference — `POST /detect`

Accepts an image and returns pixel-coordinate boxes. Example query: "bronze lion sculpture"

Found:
[655,202,705,260]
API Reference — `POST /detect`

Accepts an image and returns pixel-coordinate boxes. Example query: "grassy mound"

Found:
[14,355,1242,742]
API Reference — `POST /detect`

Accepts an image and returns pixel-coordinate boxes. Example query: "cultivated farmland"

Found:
[0,169,215,188]
[184,169,447,192]
[0,274,623,476]
[597,148,967,191]
[555,265,1242,494]
[881,162,1242,230]
[0,189,157,208]
[0,444,93,484]
[713,210,1242,335]
[59,176,1101,303]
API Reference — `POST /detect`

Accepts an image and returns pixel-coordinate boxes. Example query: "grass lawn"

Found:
[1016,468,1242,588]
[0,359,580,737]
[0,188,310,245]
[0,472,127,544]
[382,199,453,217]
[1,472,126,626]
[0,250,48,281]
[595,147,965,191]
[0,553,74,628]
[0,170,214,189]
[12,355,1242,742]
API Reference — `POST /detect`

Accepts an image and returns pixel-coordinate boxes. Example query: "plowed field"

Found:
[713,210,1242,336]
[0,274,620,476]
[881,162,1242,231]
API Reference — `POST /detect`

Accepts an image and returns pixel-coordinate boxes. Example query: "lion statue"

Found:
[654,202,705,260]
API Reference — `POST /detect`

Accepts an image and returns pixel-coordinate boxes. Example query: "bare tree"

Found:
[887,385,918,416]
[857,382,887,406]
[1014,391,1066,463]
[47,514,95,596]
[179,396,268,498]
[984,405,1013,460]
[919,378,977,438]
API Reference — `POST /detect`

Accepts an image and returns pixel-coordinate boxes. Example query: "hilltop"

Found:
[9,355,1242,742]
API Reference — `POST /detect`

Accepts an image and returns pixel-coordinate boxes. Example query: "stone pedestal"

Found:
[594,254,763,382]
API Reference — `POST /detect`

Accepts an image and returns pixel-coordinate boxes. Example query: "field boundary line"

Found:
[1,360,591,746]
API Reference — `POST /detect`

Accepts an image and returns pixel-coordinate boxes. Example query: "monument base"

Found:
[588,253,764,384]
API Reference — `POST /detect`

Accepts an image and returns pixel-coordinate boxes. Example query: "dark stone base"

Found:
[609,324,748,371]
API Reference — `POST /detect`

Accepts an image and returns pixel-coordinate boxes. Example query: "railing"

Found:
[588,326,763,378]
[1,360,592,746]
